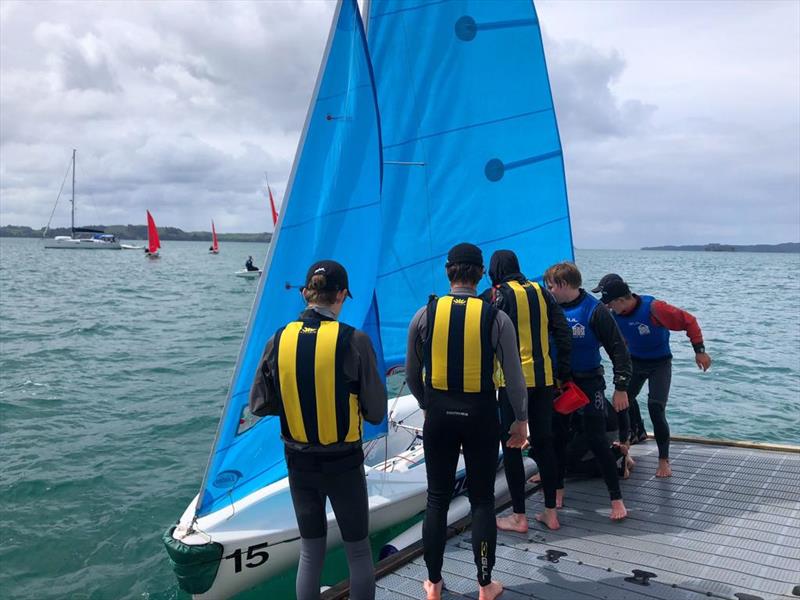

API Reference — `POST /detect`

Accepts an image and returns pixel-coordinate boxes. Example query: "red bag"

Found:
[554,381,589,415]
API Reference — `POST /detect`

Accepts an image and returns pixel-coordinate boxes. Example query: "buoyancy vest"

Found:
[424,295,497,401]
[272,317,362,446]
[613,295,671,360]
[562,292,603,372]
[496,279,554,387]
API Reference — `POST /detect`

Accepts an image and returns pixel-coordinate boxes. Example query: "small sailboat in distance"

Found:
[145,210,161,258]
[209,220,220,254]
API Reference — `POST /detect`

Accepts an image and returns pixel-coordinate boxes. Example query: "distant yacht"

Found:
[43,149,121,250]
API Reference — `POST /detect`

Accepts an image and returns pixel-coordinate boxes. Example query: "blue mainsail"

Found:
[196,0,384,518]
[367,0,574,368]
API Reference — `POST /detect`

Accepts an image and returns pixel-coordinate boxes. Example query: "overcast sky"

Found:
[1,0,798,248]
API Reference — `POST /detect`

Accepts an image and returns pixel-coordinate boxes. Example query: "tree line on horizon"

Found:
[0,224,272,243]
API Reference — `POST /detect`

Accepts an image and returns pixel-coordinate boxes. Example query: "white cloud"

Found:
[1,0,798,248]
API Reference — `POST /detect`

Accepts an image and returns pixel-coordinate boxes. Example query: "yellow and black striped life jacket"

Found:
[496,279,554,387]
[271,318,362,446]
[423,295,497,397]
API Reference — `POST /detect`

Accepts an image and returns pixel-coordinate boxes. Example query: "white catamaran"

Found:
[164,1,573,598]
[43,149,121,250]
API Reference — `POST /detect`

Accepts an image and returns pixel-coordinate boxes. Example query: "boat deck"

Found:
[373,441,800,600]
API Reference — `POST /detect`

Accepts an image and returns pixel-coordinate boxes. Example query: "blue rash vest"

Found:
[563,293,602,372]
[613,295,671,360]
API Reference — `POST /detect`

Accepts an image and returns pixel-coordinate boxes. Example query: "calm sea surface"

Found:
[1,238,798,599]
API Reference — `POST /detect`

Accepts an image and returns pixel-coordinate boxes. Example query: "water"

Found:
[0,238,798,599]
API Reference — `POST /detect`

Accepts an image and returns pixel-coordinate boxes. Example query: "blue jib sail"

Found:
[367,0,574,368]
[196,0,384,518]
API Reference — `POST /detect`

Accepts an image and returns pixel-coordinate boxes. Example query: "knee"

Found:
[648,402,666,422]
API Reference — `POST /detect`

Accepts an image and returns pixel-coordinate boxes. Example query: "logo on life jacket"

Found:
[452,298,467,305]
[571,323,586,338]
[637,323,651,335]
[299,326,318,335]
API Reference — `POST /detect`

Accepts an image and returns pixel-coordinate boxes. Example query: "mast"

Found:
[71,149,76,236]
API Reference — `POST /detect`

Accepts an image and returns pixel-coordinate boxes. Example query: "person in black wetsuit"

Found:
[544,262,632,521]
[405,243,528,600]
[480,250,572,531]
[245,256,259,271]
[249,260,386,600]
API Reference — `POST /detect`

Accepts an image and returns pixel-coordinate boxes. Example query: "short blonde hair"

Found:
[544,262,582,288]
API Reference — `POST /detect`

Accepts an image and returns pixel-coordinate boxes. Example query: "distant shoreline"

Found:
[641,242,799,253]
[0,224,272,243]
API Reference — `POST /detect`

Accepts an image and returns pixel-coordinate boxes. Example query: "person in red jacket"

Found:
[597,277,712,478]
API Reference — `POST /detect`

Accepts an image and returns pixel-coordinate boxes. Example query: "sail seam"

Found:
[377,215,569,279]
[382,107,554,150]
[280,200,380,231]
[369,0,451,19]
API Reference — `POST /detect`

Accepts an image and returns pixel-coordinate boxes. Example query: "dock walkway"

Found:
[375,441,800,600]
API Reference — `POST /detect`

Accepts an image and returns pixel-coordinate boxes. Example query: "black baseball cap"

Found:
[600,279,631,304]
[446,242,483,267]
[304,260,352,298]
[591,273,623,294]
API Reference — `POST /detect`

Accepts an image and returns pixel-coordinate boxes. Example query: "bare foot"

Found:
[496,513,528,533]
[423,579,443,600]
[622,455,635,479]
[528,473,541,484]
[610,499,627,521]
[478,580,504,600]
[535,507,560,530]
[656,459,672,478]
[555,488,565,509]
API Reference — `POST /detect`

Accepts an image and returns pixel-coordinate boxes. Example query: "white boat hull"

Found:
[235,269,262,278]
[44,237,121,249]
[169,395,519,599]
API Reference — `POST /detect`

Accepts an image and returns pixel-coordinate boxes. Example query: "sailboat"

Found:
[43,149,121,250]
[164,1,573,598]
[145,210,161,258]
[209,220,220,254]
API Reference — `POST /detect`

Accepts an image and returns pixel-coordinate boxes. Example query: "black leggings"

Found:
[422,398,499,587]
[499,386,558,510]
[553,377,622,501]
[628,358,672,459]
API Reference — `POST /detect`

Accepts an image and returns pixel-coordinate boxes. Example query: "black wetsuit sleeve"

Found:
[544,288,572,382]
[350,330,388,425]
[250,335,280,416]
[590,304,632,391]
[404,306,427,409]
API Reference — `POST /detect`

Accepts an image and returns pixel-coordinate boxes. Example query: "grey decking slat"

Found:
[377,442,800,600]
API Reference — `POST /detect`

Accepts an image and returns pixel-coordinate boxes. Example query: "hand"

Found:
[695,352,712,372]
[612,390,629,412]
[507,420,529,449]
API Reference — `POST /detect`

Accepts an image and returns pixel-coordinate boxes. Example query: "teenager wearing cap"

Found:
[480,249,572,531]
[249,260,386,600]
[592,272,647,441]
[601,278,712,478]
[406,243,528,600]
[544,262,632,521]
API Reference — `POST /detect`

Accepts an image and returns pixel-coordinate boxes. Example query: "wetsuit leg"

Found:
[287,461,328,600]
[617,407,631,444]
[461,402,500,587]
[575,379,622,501]
[498,388,526,514]
[528,386,558,509]
[627,367,649,440]
[552,411,570,491]
[646,358,673,459]
[326,463,374,599]
[422,404,461,585]
[296,537,326,600]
